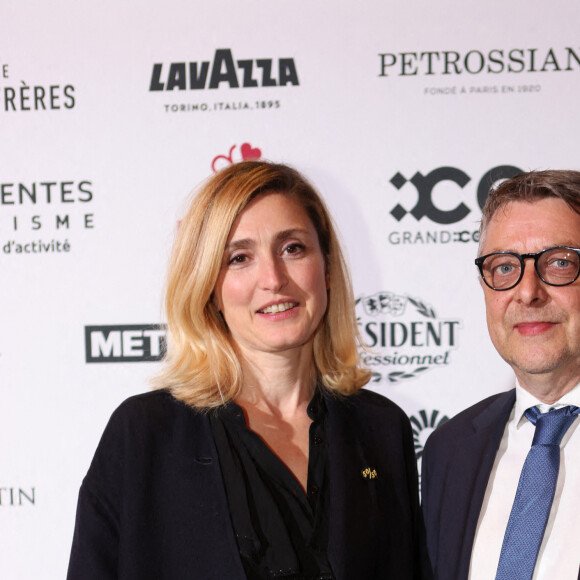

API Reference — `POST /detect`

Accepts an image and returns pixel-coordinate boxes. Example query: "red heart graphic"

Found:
[240,142,262,160]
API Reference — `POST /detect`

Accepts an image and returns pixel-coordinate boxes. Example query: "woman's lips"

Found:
[257,301,298,314]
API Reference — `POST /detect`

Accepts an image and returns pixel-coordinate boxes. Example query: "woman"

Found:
[67,161,430,579]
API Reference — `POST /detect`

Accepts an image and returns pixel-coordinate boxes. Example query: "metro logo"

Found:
[85,325,166,363]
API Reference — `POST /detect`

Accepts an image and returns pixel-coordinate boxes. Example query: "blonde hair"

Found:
[155,161,370,408]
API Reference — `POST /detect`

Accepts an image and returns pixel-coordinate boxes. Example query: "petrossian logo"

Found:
[149,49,299,91]
[379,46,580,76]
[85,325,167,363]
[357,292,461,384]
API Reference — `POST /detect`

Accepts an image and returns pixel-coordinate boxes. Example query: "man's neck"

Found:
[515,370,580,404]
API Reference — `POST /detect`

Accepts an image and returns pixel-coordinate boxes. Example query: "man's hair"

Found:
[154,160,370,408]
[480,169,580,237]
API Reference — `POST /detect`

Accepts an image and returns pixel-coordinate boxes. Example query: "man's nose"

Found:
[514,259,549,304]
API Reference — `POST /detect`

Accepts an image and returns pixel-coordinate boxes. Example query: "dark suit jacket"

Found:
[421,389,516,580]
[68,388,432,579]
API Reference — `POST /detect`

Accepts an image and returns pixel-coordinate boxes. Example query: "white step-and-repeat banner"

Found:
[2,0,580,577]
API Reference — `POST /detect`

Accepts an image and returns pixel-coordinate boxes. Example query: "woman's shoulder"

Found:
[103,388,208,438]
[87,390,212,476]
[109,388,183,419]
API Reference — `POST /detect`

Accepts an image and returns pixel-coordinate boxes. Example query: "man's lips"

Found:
[513,321,558,336]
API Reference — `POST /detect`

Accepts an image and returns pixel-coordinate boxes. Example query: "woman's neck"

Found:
[236,346,317,415]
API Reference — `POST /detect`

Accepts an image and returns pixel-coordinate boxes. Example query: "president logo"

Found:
[85,324,167,363]
[386,164,522,244]
[357,292,461,384]
[1,64,75,112]
[1,179,95,255]
[149,48,298,114]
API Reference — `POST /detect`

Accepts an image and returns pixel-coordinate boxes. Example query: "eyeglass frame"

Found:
[474,246,580,291]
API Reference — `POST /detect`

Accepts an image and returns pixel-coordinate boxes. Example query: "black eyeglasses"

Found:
[475,246,580,291]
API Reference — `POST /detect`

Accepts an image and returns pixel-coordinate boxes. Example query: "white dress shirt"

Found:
[469,381,580,580]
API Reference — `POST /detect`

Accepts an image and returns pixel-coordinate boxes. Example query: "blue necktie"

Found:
[495,405,579,580]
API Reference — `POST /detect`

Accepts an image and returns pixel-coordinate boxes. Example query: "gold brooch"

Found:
[361,467,378,480]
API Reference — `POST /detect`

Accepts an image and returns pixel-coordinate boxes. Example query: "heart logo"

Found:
[211,143,263,173]
[240,142,262,160]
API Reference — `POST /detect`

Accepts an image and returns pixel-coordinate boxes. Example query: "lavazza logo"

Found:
[85,324,167,363]
[385,164,522,245]
[149,48,299,114]
[357,292,461,384]
[378,45,580,95]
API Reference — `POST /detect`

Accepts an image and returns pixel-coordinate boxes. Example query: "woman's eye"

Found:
[228,254,248,265]
[284,243,305,255]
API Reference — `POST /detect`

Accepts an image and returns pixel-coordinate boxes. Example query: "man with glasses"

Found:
[422,170,580,580]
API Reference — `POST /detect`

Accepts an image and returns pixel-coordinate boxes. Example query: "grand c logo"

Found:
[357,292,461,384]
[388,165,522,225]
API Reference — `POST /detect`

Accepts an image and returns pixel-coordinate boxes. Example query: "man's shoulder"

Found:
[427,389,514,446]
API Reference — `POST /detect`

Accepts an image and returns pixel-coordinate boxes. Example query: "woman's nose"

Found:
[258,256,288,292]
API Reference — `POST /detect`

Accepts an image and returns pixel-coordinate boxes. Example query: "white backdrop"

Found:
[2,1,580,577]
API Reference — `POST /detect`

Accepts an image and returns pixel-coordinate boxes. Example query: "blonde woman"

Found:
[68,161,430,580]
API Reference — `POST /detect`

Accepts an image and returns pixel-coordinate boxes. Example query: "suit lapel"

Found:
[440,390,515,579]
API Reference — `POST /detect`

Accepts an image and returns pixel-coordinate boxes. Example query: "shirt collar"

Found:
[514,380,580,427]
[219,384,326,426]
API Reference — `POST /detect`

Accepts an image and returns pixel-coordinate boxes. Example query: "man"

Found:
[422,170,580,580]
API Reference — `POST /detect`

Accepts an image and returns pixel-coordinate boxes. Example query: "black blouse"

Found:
[210,389,334,579]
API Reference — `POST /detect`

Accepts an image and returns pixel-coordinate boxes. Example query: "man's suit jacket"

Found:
[67,388,431,579]
[421,389,516,580]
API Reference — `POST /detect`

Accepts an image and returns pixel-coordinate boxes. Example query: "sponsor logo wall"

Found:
[357,292,461,385]
[2,1,580,577]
